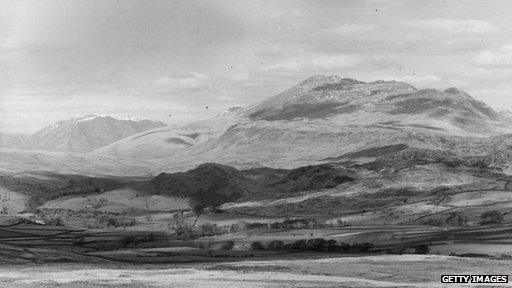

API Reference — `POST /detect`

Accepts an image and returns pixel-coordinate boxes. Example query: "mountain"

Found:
[3,75,512,264]
[92,75,512,172]
[4,75,512,176]
[244,76,501,131]
[92,107,244,159]
[22,115,166,153]
[191,76,511,168]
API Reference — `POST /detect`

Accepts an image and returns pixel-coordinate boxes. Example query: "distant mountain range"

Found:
[3,75,512,258]
[2,75,512,174]
[90,75,512,171]
[0,115,166,153]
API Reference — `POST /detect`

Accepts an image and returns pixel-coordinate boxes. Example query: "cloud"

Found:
[263,54,361,72]
[321,24,375,36]
[313,19,500,56]
[154,73,210,90]
[0,37,68,54]
[0,38,21,50]
[230,73,252,82]
[400,19,499,35]
[474,45,512,67]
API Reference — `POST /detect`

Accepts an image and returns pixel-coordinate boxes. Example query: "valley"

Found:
[2,75,512,286]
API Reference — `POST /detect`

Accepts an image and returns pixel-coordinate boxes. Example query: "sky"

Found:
[2,0,512,133]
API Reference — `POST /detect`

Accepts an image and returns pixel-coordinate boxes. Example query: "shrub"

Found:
[250,241,265,251]
[363,179,383,189]
[466,157,489,169]
[122,235,139,246]
[97,214,136,228]
[267,240,285,250]
[414,244,430,254]
[199,223,216,236]
[122,233,156,247]
[335,219,351,227]
[351,242,375,252]
[114,216,137,228]
[107,217,119,227]
[176,226,195,240]
[219,241,235,251]
[267,218,320,229]
[442,158,461,168]
[479,210,503,225]
[43,215,65,226]
[198,241,213,250]
[423,218,444,226]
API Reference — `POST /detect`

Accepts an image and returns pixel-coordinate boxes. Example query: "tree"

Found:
[352,242,374,252]
[306,238,328,251]
[325,239,338,251]
[219,241,235,251]
[267,240,285,250]
[479,210,503,225]
[0,193,10,214]
[170,211,186,230]
[192,204,206,227]
[414,244,429,254]
[291,239,307,250]
[250,241,264,251]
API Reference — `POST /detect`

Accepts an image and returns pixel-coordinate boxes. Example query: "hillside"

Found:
[3,77,512,263]
[151,162,356,208]
[93,108,243,159]
[12,115,166,153]
[90,75,512,172]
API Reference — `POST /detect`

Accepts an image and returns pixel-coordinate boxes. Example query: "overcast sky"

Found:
[2,0,512,133]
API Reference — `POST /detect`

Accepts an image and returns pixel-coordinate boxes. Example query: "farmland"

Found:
[0,254,511,287]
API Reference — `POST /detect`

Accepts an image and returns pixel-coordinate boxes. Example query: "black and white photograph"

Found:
[1,0,512,287]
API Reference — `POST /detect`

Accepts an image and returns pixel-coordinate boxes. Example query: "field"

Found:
[0,254,511,287]
[3,141,512,287]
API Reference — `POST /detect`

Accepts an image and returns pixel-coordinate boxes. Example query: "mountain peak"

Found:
[73,114,162,123]
[245,75,413,121]
[444,87,462,94]
[297,75,365,91]
[218,106,244,117]
[299,74,343,85]
[21,115,166,153]
[243,75,502,129]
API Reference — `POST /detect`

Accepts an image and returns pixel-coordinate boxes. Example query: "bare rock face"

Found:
[21,115,166,153]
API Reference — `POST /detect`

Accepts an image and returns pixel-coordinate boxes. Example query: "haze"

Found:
[2,0,512,133]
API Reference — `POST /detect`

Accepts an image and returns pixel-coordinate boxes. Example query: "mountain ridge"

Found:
[1,115,166,153]
[4,75,512,176]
